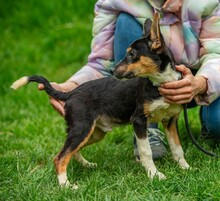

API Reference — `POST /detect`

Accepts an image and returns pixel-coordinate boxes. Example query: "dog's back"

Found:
[65,76,159,125]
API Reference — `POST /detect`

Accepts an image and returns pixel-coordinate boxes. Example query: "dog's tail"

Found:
[11,75,70,101]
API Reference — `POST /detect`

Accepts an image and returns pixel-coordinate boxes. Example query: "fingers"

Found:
[38,83,44,90]
[38,82,61,91]
[176,65,192,76]
[38,82,65,116]
[164,99,191,105]
[160,81,192,95]
[161,82,193,104]
[50,99,65,116]
[163,94,194,104]
[160,78,191,89]
[159,65,194,104]
[37,81,78,116]
[158,65,204,104]
[159,85,194,104]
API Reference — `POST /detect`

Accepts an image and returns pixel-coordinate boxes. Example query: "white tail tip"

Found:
[10,76,29,90]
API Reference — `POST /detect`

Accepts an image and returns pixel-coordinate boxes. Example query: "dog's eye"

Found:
[128,50,137,60]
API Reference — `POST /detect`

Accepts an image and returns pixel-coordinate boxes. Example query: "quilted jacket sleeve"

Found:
[195,0,220,104]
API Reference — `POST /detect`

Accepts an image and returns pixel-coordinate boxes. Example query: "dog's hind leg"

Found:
[74,127,106,168]
[74,152,97,168]
[54,119,96,188]
[132,114,166,180]
[162,116,190,169]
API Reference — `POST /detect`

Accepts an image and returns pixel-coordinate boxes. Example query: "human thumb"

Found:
[176,65,191,77]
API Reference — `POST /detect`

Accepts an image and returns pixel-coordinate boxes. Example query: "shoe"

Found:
[200,124,213,140]
[199,107,212,140]
[199,107,220,147]
[134,128,167,161]
[199,106,217,140]
[200,124,220,148]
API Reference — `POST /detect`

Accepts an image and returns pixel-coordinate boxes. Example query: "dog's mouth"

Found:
[113,71,135,79]
[123,71,134,79]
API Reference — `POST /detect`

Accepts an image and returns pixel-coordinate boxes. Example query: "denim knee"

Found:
[115,12,142,36]
[201,97,220,139]
[114,12,142,63]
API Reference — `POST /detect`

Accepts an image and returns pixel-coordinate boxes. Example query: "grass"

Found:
[1,1,220,200]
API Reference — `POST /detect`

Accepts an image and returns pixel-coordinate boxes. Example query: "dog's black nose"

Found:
[109,69,114,75]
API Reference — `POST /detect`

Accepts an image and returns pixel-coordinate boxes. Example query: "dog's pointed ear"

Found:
[143,18,152,37]
[149,13,165,54]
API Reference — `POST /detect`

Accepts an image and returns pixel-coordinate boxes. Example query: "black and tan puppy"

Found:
[11,13,189,188]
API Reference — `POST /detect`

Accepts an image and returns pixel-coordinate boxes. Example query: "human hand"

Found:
[159,65,207,104]
[38,81,78,116]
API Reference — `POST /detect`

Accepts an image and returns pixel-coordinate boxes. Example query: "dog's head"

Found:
[113,13,176,80]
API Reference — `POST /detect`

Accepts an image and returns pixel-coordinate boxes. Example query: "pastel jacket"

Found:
[69,0,220,105]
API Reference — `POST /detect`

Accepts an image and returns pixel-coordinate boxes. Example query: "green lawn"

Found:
[1,1,220,200]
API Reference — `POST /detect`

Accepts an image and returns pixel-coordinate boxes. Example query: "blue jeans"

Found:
[113,12,220,139]
[201,98,220,138]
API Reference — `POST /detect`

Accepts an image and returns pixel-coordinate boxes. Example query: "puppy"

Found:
[11,13,189,189]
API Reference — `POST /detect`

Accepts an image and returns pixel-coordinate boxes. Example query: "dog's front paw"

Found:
[70,183,79,190]
[58,173,79,189]
[60,181,79,190]
[155,171,167,180]
[148,170,166,180]
[178,159,190,170]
